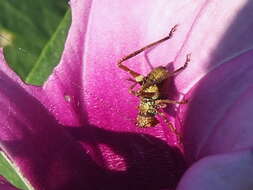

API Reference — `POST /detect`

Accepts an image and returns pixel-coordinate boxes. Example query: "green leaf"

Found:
[0,0,71,85]
[0,152,29,190]
[25,9,71,85]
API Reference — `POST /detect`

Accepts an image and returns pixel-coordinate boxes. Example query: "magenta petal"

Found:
[0,66,106,189]
[1,0,253,189]
[73,0,206,143]
[7,0,252,141]
[175,0,253,92]
[0,61,186,189]
[40,0,208,128]
[182,49,253,162]
[177,149,253,190]
[0,1,189,188]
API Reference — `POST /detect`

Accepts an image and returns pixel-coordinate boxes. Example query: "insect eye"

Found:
[140,77,147,84]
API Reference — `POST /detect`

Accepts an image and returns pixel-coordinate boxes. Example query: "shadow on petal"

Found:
[65,125,187,190]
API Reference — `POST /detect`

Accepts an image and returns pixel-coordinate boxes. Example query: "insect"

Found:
[117,25,190,138]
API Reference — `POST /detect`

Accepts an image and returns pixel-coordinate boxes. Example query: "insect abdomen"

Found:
[136,114,159,128]
[137,98,159,128]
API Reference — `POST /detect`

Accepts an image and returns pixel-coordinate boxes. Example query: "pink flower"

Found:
[1,0,253,190]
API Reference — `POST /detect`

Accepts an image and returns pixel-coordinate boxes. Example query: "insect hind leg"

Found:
[156,99,188,105]
[158,111,182,143]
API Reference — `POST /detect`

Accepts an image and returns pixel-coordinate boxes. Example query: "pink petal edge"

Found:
[177,149,253,190]
[181,48,253,163]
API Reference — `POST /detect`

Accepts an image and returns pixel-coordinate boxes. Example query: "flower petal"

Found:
[39,0,205,128]
[177,149,253,190]
[43,0,253,141]
[0,61,106,189]
[71,0,206,144]
[0,59,187,188]
[181,49,253,162]
[175,0,253,92]
[0,1,190,188]
[1,0,252,188]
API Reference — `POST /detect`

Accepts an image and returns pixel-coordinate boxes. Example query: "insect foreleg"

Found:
[117,25,178,78]
[171,54,191,76]
[117,62,141,78]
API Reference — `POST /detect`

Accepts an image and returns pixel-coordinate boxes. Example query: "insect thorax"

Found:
[142,66,169,89]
